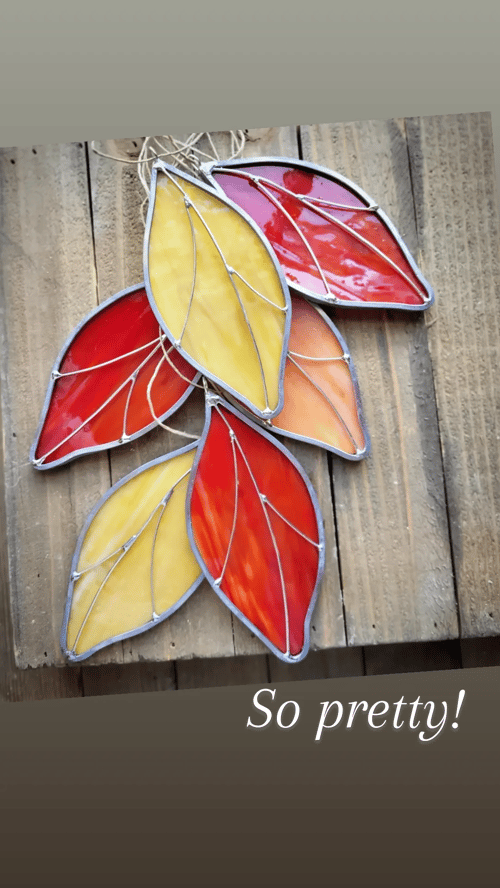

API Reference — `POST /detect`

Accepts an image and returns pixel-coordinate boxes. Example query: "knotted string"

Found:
[91,131,246,225]
[88,132,247,442]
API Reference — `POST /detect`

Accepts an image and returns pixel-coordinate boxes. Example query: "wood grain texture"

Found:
[300,119,458,647]
[0,143,110,668]
[406,113,500,639]
[2,116,499,687]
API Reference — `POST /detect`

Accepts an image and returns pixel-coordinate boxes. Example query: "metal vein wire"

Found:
[70,468,191,654]
[214,403,291,657]
[286,353,360,454]
[161,169,291,414]
[35,337,167,464]
[218,168,429,302]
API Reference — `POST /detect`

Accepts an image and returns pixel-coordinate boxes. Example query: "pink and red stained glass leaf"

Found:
[186,396,325,662]
[261,295,370,458]
[31,283,199,469]
[202,157,434,310]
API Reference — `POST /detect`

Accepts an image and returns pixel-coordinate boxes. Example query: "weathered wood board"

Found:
[1,113,499,679]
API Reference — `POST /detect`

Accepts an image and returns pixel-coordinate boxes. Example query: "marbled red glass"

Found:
[34,286,197,466]
[190,404,322,658]
[210,164,428,307]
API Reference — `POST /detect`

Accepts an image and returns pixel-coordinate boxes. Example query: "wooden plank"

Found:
[406,113,500,639]
[0,390,84,699]
[0,142,111,668]
[4,116,496,683]
[300,119,458,647]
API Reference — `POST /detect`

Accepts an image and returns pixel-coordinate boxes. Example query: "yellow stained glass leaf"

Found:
[62,443,202,661]
[145,161,291,419]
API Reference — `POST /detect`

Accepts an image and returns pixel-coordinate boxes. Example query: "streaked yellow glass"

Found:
[66,449,199,658]
[148,171,288,414]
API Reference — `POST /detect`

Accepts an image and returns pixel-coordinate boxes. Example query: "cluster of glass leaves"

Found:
[31,157,434,665]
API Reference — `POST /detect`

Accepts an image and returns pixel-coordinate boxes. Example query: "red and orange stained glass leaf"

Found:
[237,294,370,459]
[62,442,203,662]
[144,160,291,420]
[31,283,199,469]
[186,395,325,663]
[202,157,434,311]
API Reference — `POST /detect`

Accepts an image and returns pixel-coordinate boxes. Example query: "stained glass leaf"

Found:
[32,283,199,469]
[203,157,434,310]
[187,397,325,663]
[144,160,291,419]
[62,443,202,662]
[263,295,369,458]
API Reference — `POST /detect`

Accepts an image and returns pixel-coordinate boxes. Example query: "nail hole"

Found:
[10,158,15,164]
[32,148,37,154]
[170,642,175,648]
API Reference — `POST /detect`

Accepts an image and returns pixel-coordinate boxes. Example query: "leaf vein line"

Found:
[163,170,271,411]
[215,406,290,656]
[71,469,192,653]
[36,340,164,463]
[287,354,359,453]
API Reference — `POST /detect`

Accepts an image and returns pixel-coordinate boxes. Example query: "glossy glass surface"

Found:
[147,169,289,416]
[35,286,197,466]
[270,296,366,456]
[65,448,200,659]
[211,164,427,306]
[190,405,321,657]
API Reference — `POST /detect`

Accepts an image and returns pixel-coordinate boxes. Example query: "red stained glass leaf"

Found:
[32,283,199,469]
[203,158,433,310]
[187,398,325,662]
[267,295,369,458]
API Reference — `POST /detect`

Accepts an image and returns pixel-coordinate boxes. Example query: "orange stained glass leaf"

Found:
[145,161,291,419]
[203,158,434,310]
[187,398,325,663]
[267,295,369,458]
[31,283,199,469]
[62,443,202,662]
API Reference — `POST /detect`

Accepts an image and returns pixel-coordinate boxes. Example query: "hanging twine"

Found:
[91,131,246,226]
[88,132,247,442]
